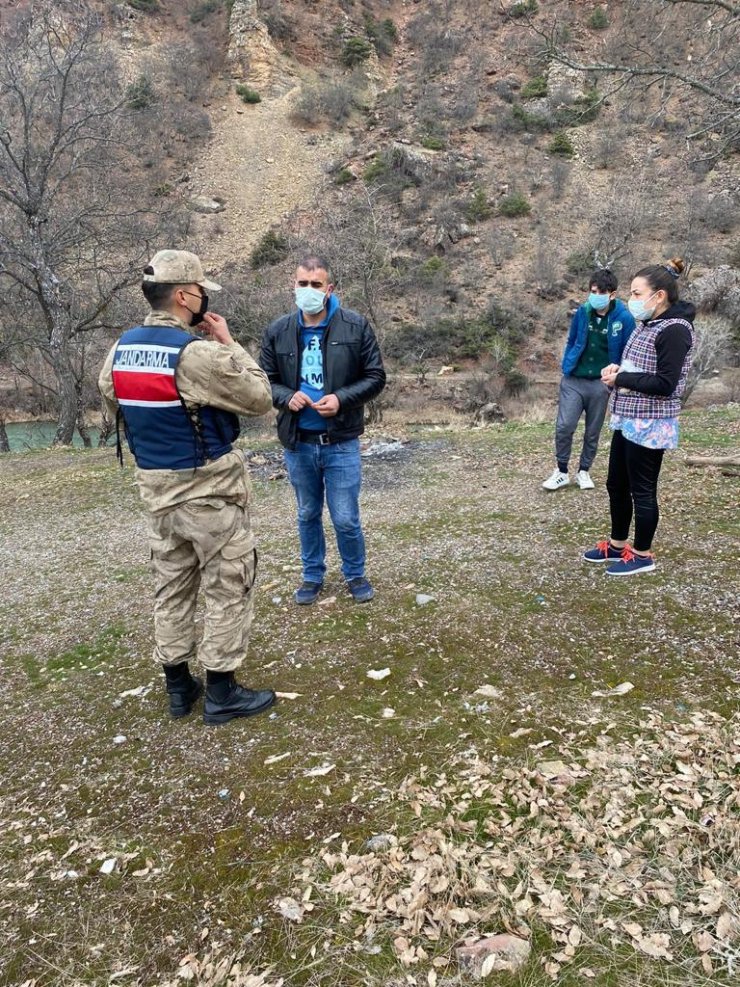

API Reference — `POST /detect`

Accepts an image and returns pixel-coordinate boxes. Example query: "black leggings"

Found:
[607,429,665,552]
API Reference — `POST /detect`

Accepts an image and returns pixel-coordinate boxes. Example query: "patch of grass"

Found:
[499,191,531,217]
[333,166,355,185]
[588,8,609,29]
[521,75,548,99]
[363,155,387,182]
[420,135,446,150]
[236,83,261,104]
[2,410,739,986]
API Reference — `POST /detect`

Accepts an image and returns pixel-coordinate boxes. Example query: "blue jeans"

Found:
[284,438,366,582]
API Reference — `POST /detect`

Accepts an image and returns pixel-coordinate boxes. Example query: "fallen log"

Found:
[685,455,740,467]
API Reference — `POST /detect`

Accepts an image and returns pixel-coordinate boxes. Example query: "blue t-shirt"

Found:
[297,294,339,431]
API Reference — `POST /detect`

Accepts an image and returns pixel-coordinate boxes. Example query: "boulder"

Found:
[189,195,226,214]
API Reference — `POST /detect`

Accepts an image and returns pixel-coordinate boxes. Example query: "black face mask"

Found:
[189,292,209,327]
[181,289,209,327]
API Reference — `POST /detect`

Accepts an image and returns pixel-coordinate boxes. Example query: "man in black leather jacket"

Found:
[259,255,386,605]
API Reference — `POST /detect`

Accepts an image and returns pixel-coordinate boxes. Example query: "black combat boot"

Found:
[163,662,204,719]
[203,670,276,726]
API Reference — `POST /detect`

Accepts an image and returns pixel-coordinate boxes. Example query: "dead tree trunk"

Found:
[685,454,740,477]
[0,415,9,453]
[685,455,740,467]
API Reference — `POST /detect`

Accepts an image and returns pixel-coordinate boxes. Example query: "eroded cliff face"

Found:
[227,0,281,88]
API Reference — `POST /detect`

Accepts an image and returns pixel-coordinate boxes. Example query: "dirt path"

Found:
[189,0,415,273]
[191,79,346,270]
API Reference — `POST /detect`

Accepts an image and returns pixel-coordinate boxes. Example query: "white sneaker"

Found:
[542,469,570,491]
[576,470,595,490]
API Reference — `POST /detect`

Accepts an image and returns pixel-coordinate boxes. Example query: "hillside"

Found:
[0,0,738,430]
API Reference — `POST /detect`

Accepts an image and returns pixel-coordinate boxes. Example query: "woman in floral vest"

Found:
[582,257,695,576]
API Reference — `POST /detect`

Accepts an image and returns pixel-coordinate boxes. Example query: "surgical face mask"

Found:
[183,290,209,327]
[588,292,610,311]
[295,285,326,315]
[627,292,657,322]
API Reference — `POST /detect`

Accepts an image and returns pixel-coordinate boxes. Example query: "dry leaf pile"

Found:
[283,711,740,980]
[158,953,283,987]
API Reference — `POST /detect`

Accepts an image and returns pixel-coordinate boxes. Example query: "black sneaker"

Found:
[203,682,276,726]
[347,576,374,603]
[167,676,204,719]
[294,581,323,605]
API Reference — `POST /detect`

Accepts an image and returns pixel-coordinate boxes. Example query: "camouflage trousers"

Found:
[148,501,257,672]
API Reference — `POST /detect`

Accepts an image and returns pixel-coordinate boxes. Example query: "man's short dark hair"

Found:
[142,279,177,308]
[589,268,618,293]
[297,254,332,279]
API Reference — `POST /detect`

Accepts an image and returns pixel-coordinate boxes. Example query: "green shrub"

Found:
[588,8,609,29]
[548,131,575,157]
[466,187,494,222]
[420,135,446,151]
[509,0,538,17]
[189,0,219,23]
[365,15,397,57]
[421,256,447,279]
[503,367,530,396]
[126,75,156,110]
[127,0,158,10]
[250,230,289,269]
[499,193,531,217]
[363,155,387,183]
[342,37,373,67]
[333,167,355,185]
[510,102,554,132]
[566,250,595,278]
[555,88,601,126]
[236,84,261,104]
[521,75,547,99]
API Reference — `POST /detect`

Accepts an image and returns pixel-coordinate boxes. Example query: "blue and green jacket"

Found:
[561,299,635,376]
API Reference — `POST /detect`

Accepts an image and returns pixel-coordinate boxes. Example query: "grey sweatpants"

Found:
[554,375,610,471]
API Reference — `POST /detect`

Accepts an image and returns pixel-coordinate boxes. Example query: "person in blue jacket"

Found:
[542,269,635,491]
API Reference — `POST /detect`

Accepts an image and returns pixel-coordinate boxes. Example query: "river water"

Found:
[3,421,107,452]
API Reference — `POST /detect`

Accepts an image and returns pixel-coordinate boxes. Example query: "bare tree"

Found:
[0,2,174,445]
[682,314,733,402]
[295,185,400,343]
[530,0,740,159]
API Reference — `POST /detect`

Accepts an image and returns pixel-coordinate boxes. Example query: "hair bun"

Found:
[664,257,684,278]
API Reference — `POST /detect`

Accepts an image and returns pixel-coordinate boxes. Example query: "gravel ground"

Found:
[0,409,738,986]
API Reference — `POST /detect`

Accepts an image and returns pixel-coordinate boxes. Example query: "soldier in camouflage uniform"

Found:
[99,250,276,725]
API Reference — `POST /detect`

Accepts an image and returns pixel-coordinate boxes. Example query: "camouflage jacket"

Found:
[99,312,272,514]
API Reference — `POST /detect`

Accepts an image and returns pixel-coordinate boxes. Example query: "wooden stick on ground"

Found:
[685,455,740,467]
[685,454,740,477]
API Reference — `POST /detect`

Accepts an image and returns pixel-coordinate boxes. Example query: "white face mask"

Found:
[295,286,326,315]
[628,292,658,322]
